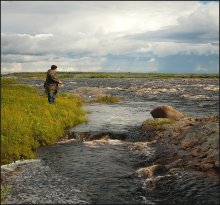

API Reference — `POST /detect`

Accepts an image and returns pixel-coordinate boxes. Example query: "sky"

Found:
[1,1,219,74]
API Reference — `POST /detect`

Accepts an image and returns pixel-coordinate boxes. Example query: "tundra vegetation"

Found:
[90,96,122,103]
[1,184,11,204]
[1,78,87,165]
[141,118,175,129]
[2,72,219,79]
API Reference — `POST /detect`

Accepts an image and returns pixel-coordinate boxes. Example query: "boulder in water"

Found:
[150,105,184,121]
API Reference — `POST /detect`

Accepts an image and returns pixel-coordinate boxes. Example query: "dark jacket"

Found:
[44,69,60,93]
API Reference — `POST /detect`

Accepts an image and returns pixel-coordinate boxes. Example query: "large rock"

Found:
[150,105,184,121]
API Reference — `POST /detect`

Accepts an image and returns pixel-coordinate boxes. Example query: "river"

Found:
[2,78,219,204]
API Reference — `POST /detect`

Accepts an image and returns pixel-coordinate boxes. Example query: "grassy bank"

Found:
[1,78,87,165]
[3,72,219,79]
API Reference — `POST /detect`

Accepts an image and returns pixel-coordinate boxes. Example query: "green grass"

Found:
[3,72,219,79]
[1,78,87,165]
[1,184,11,204]
[141,118,175,129]
[90,96,122,103]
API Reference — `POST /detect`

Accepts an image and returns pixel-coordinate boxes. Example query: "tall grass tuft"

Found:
[90,96,122,103]
[141,118,175,129]
[1,78,87,165]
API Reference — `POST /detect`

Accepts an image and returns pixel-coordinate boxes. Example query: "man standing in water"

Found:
[44,65,62,104]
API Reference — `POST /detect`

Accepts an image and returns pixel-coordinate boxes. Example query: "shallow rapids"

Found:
[4,140,154,204]
[38,139,152,204]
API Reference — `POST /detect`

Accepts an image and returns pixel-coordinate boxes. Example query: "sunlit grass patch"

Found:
[1,78,87,165]
[141,118,175,129]
[90,95,122,103]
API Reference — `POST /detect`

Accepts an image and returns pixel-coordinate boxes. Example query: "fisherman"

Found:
[44,65,62,104]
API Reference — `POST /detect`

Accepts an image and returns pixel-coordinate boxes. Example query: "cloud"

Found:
[2,54,48,63]
[125,1,219,58]
[128,1,218,42]
[126,2,219,57]
[147,58,155,63]
[1,62,23,73]
[2,1,207,35]
[1,33,56,56]
[1,1,219,73]
[195,66,208,72]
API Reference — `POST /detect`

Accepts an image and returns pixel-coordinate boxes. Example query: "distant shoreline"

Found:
[2,72,219,79]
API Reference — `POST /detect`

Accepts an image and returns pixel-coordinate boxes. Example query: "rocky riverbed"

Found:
[1,77,219,204]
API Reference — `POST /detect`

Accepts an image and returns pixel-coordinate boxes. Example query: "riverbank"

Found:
[138,115,219,179]
[1,78,87,203]
[3,72,219,79]
[1,78,87,165]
